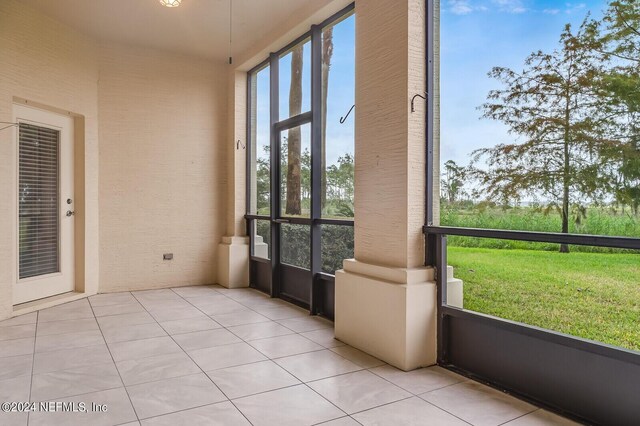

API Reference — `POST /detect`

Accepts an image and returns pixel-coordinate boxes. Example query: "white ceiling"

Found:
[20,0,321,61]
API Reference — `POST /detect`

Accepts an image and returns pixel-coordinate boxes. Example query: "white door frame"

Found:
[12,104,75,305]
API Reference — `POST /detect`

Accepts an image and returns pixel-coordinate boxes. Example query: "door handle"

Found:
[274,218,290,224]
[66,210,75,217]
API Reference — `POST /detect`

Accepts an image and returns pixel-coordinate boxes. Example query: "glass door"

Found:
[247,5,355,317]
[275,123,312,305]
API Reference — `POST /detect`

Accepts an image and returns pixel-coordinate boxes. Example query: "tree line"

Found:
[442,0,640,252]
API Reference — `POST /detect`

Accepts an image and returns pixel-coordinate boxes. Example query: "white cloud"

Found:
[449,0,474,15]
[543,8,561,15]
[492,0,528,14]
[564,2,586,14]
[447,0,489,15]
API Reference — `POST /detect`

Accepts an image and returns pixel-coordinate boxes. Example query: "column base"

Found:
[335,259,437,371]
[447,265,464,308]
[217,236,249,289]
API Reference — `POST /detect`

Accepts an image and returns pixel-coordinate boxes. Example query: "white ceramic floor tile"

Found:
[0,375,30,426]
[0,354,32,380]
[173,328,241,351]
[31,362,122,401]
[148,307,207,322]
[28,387,137,426]
[237,298,291,311]
[116,352,201,386]
[227,321,295,341]
[33,344,113,374]
[275,349,362,382]
[301,328,345,348]
[224,289,270,302]
[89,292,136,307]
[0,312,36,328]
[0,411,27,426]
[0,288,580,426]
[92,302,145,317]
[159,317,221,335]
[0,374,31,402]
[132,289,179,301]
[171,286,223,298]
[254,306,308,320]
[189,298,246,316]
[101,322,167,343]
[329,346,385,369]
[37,300,94,322]
[370,364,465,394]
[140,401,250,426]
[36,318,99,337]
[308,370,412,414]
[141,300,194,312]
[108,336,182,362]
[189,342,267,371]
[249,334,324,358]
[503,409,582,426]
[97,311,156,329]
[421,380,537,426]
[0,337,34,357]
[127,373,226,419]
[211,310,271,327]
[234,384,344,426]
[206,360,300,399]
[35,330,104,353]
[352,396,469,426]
[0,324,35,341]
[316,417,361,426]
[277,316,333,333]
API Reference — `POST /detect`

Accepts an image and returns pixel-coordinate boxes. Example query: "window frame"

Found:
[245,4,355,316]
[425,1,640,424]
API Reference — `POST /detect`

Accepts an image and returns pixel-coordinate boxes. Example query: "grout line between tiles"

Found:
[165,287,257,426]
[6,286,565,426]
[496,408,541,426]
[88,296,141,424]
[26,310,38,425]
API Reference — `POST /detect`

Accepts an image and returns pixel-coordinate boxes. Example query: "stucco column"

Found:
[217,71,250,288]
[334,0,436,370]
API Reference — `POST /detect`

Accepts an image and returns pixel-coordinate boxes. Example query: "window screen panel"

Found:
[19,123,60,279]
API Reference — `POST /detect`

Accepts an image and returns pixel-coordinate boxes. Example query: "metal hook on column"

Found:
[339,104,355,124]
[236,139,245,150]
[411,92,428,113]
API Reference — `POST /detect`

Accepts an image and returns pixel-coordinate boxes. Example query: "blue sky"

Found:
[254,15,355,168]
[441,0,608,167]
[255,2,611,173]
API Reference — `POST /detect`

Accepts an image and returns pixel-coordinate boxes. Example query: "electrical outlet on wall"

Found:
[163,253,173,260]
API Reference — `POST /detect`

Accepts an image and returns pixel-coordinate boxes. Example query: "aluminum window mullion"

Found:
[310,24,323,315]
[269,52,280,298]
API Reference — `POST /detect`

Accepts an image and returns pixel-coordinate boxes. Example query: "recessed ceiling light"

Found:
[159,0,182,7]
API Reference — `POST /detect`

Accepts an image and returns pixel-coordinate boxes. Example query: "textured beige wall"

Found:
[0,0,100,318]
[226,71,247,237]
[98,43,227,293]
[354,0,426,268]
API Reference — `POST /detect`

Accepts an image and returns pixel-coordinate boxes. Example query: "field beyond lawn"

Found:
[449,246,640,351]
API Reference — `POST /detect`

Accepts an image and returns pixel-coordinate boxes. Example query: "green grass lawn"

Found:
[449,246,640,352]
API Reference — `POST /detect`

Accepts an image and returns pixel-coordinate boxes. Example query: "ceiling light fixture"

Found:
[159,0,182,7]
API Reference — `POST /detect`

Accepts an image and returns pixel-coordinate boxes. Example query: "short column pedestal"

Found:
[217,236,249,289]
[335,259,437,371]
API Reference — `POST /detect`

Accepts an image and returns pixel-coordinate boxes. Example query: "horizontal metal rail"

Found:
[442,305,640,365]
[424,225,640,250]
[245,214,353,227]
[274,111,312,131]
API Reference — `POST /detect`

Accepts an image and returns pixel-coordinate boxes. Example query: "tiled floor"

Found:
[0,286,581,426]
